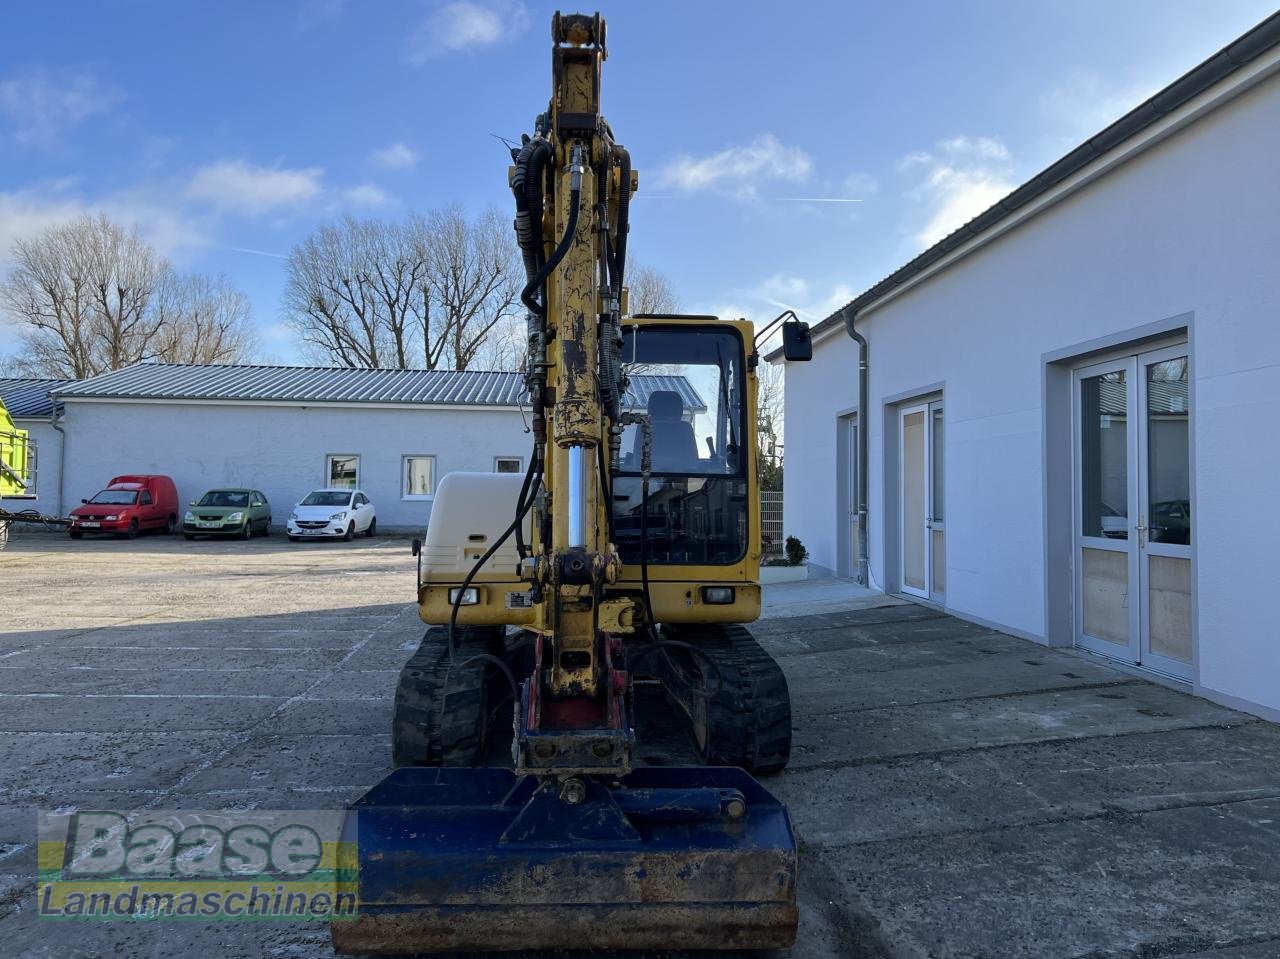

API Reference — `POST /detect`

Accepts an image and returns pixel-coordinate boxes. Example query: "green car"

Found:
[183,488,272,540]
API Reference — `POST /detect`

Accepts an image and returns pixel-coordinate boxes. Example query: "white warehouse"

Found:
[1,363,701,532]
[773,17,1280,720]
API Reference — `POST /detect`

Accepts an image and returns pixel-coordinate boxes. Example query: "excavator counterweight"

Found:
[333,11,805,952]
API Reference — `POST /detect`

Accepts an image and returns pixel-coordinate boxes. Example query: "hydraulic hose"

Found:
[521,150,583,316]
[447,448,541,656]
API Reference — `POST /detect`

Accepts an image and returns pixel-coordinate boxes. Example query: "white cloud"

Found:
[186,160,324,215]
[657,134,813,200]
[343,183,390,207]
[0,71,123,148]
[899,136,1016,249]
[406,1,530,63]
[0,179,208,270]
[369,142,419,170]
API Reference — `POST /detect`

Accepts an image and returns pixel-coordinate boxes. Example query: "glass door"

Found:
[900,401,944,601]
[1073,347,1192,679]
[1137,348,1192,678]
[1074,358,1138,661]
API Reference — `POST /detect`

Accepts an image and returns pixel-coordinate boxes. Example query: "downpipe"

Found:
[842,305,870,587]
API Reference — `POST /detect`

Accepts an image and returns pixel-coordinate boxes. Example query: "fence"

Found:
[761,491,783,555]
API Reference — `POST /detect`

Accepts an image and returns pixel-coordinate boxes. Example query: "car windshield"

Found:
[197,490,249,508]
[301,491,351,507]
[89,490,138,505]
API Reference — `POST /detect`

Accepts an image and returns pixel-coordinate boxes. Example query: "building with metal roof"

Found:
[0,378,70,419]
[53,362,705,413]
[774,14,1280,723]
[27,362,705,530]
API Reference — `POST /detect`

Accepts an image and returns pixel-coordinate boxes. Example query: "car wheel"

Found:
[165,515,177,535]
[344,522,355,542]
[262,518,272,536]
[288,534,299,543]
[366,517,377,537]
[69,530,84,540]
[241,520,253,540]
[126,519,139,539]
[183,533,194,541]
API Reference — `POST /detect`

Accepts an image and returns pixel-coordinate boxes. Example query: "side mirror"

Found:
[782,319,813,361]
[411,538,422,557]
[81,498,88,504]
[189,501,196,507]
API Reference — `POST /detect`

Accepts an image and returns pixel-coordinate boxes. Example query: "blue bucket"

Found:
[330,765,798,953]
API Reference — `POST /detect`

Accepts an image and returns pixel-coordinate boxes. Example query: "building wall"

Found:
[782,71,1280,715]
[59,400,531,530]
[12,418,63,515]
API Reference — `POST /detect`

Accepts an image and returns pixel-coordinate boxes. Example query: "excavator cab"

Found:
[332,12,799,954]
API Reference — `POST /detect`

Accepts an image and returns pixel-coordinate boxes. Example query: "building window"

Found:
[494,456,523,474]
[326,454,359,490]
[403,455,436,499]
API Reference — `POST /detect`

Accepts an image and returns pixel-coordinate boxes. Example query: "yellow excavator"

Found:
[333,11,815,953]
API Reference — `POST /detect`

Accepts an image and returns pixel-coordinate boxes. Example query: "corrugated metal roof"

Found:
[0,378,71,418]
[51,362,706,412]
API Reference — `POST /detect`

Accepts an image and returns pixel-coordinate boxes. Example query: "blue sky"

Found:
[1,0,1275,366]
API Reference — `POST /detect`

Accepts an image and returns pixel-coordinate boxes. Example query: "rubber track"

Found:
[391,626,501,767]
[660,623,793,775]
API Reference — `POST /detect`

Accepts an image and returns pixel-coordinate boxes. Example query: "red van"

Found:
[69,475,180,539]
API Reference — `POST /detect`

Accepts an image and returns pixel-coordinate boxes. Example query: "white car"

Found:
[287,488,377,542]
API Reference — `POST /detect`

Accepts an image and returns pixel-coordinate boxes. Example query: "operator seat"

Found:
[637,389,699,471]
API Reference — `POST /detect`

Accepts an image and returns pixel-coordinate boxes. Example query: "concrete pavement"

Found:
[1,534,1278,957]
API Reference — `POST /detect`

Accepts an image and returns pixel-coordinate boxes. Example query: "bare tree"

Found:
[151,273,257,365]
[1,215,167,377]
[284,207,519,371]
[417,205,520,371]
[626,264,679,315]
[1,214,256,376]
[283,216,419,369]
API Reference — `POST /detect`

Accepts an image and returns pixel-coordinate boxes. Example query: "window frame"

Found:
[325,453,360,491]
[494,456,523,474]
[401,454,437,501]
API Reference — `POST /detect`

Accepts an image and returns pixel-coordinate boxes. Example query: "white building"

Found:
[1,362,701,532]
[772,17,1280,720]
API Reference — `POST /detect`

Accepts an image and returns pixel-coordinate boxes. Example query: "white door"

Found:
[900,401,945,601]
[1073,347,1192,679]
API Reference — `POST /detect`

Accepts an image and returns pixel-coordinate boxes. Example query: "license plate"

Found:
[198,522,219,529]
[80,521,100,528]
